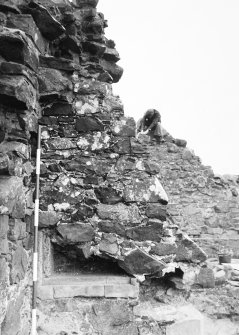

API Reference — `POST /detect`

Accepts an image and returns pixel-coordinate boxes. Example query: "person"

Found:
[136,108,164,143]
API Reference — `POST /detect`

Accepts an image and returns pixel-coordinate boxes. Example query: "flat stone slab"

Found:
[38,274,139,299]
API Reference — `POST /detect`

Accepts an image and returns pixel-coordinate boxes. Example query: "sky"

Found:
[97,0,239,175]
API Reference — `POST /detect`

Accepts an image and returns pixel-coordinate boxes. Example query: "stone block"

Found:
[23,2,65,41]
[166,319,201,335]
[7,14,47,54]
[0,61,38,88]
[38,211,62,228]
[0,176,24,217]
[77,133,110,151]
[103,47,120,62]
[0,215,8,239]
[10,246,28,284]
[0,0,20,14]
[0,27,39,72]
[76,116,104,132]
[126,221,163,242]
[111,117,136,137]
[197,267,215,288]
[97,203,141,225]
[53,285,104,298]
[100,59,123,83]
[95,186,122,204]
[8,218,26,242]
[39,55,80,72]
[38,68,71,95]
[0,75,37,110]
[119,248,166,276]
[37,286,54,300]
[57,223,95,243]
[113,137,131,154]
[146,204,167,221]
[0,141,30,159]
[123,176,169,204]
[73,0,99,8]
[104,284,139,298]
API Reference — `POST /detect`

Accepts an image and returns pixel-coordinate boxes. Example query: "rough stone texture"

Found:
[0,0,239,333]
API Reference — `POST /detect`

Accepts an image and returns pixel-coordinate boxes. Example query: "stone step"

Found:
[38,274,139,300]
[42,273,132,285]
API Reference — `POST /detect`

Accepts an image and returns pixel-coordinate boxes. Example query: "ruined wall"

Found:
[0,0,239,335]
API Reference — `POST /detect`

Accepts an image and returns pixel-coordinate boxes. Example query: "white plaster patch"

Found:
[77,138,89,148]
[113,125,121,134]
[135,160,145,171]
[150,177,169,203]
[54,203,70,211]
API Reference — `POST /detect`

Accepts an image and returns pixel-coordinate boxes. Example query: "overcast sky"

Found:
[98,0,239,175]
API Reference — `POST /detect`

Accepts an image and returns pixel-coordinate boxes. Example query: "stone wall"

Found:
[0,0,239,335]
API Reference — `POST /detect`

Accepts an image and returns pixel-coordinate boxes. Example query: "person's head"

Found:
[144,109,160,121]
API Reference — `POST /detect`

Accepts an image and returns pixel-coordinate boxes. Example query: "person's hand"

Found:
[141,129,149,135]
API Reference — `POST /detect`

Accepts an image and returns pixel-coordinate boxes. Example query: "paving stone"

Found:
[166,319,202,335]
[104,284,139,298]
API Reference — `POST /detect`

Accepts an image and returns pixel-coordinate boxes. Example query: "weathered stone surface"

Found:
[1,291,24,335]
[112,117,136,137]
[76,116,104,132]
[71,204,94,221]
[126,221,163,242]
[98,233,119,255]
[0,27,39,72]
[0,141,30,159]
[46,137,76,150]
[166,319,202,335]
[105,284,139,298]
[82,41,106,56]
[73,0,99,8]
[38,67,71,95]
[39,210,62,227]
[91,301,138,335]
[59,35,82,54]
[95,186,122,204]
[39,55,80,71]
[123,176,169,204]
[146,204,167,221]
[97,203,141,225]
[175,233,207,263]
[23,2,65,41]
[0,176,25,217]
[103,47,120,62]
[119,248,166,276]
[100,59,123,83]
[7,14,47,54]
[54,285,104,298]
[57,223,95,243]
[174,138,187,147]
[0,75,37,109]
[0,61,37,88]
[0,0,21,14]
[43,101,73,116]
[10,246,28,284]
[8,218,26,241]
[197,267,215,288]
[0,215,9,255]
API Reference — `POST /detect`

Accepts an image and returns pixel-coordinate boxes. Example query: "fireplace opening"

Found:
[38,233,139,299]
[52,243,129,277]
